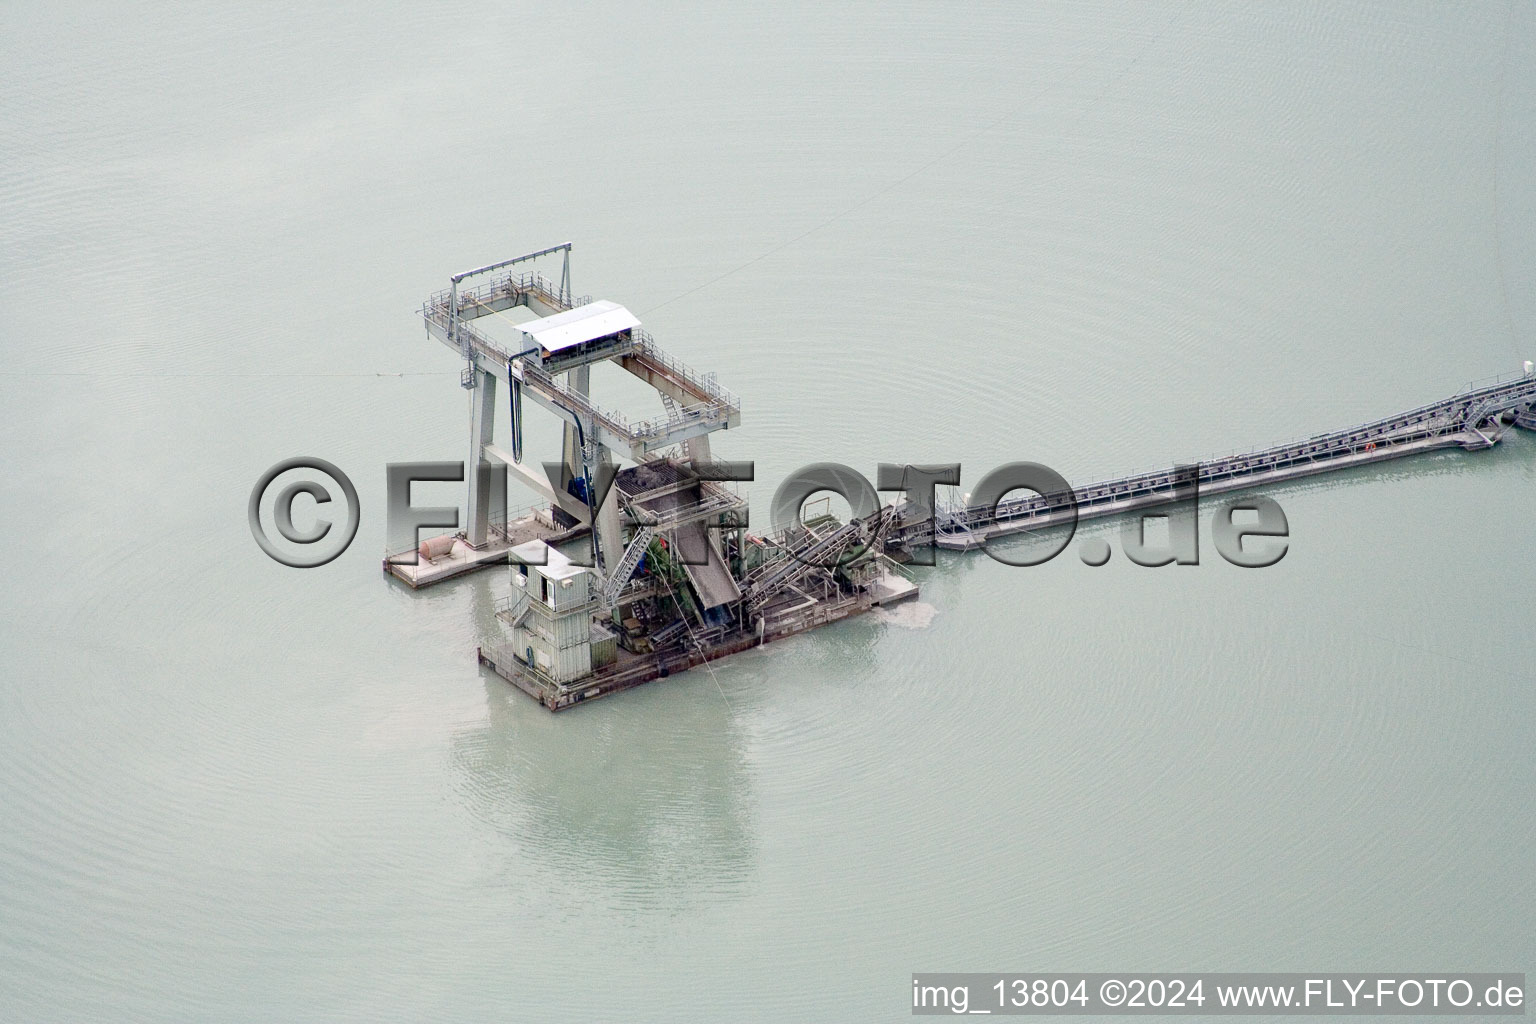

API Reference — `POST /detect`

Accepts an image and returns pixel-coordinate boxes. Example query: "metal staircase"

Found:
[601,526,656,606]
[743,522,860,613]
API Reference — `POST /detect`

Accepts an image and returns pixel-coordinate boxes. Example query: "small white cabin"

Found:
[505,541,599,683]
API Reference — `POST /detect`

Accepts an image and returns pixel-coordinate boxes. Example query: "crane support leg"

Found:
[465,369,498,548]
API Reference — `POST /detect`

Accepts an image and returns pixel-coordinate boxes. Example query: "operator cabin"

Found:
[515,300,640,373]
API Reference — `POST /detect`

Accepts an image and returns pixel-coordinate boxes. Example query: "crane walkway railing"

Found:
[624,485,745,530]
[429,270,590,321]
[431,269,741,424]
[421,294,739,451]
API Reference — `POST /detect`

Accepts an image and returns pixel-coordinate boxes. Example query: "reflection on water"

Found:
[448,578,754,910]
[448,677,755,909]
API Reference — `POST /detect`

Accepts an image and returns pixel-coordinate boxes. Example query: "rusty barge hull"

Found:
[478,590,902,712]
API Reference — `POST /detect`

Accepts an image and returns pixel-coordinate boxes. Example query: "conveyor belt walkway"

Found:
[924,372,1536,550]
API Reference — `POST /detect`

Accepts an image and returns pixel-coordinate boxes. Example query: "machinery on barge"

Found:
[389,245,1536,711]
[386,245,916,710]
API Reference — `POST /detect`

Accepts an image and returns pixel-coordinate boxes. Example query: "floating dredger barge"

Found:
[387,245,1536,711]
[385,245,916,710]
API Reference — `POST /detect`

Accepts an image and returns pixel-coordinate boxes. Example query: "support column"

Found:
[466,368,498,548]
[595,449,623,579]
[558,363,609,570]
[561,364,592,484]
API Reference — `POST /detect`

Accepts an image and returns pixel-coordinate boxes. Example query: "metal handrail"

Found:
[1048,373,1536,514]
[941,407,1517,531]
[428,269,592,315]
[421,304,640,433]
[422,297,742,447]
[625,487,744,529]
[633,331,741,409]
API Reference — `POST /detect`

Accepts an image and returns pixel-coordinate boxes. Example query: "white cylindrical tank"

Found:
[418,534,457,562]
[1525,360,1533,376]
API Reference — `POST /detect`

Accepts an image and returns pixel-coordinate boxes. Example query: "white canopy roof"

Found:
[509,539,589,580]
[516,300,639,353]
